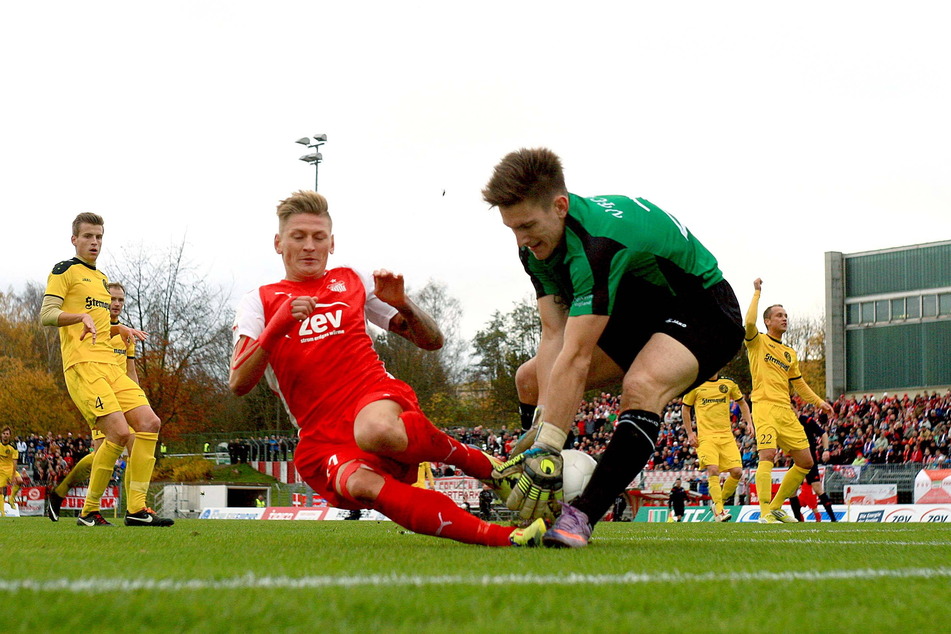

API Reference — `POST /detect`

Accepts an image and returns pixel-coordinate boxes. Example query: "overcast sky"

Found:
[3,2,949,341]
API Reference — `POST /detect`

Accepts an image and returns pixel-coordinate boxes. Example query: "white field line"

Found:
[4,567,951,593]
[599,535,949,547]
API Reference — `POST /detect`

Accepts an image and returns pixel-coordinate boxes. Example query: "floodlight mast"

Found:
[295,134,328,190]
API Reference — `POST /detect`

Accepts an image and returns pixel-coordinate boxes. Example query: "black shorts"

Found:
[596,277,743,395]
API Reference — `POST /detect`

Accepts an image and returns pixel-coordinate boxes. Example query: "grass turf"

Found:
[3,517,949,632]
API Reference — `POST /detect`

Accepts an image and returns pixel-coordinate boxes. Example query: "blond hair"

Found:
[276,190,331,232]
[72,212,104,236]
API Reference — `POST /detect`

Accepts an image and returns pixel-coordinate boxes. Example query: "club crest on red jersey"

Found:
[327,278,347,292]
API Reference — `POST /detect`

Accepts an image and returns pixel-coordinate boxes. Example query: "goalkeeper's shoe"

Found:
[46,491,64,522]
[542,503,591,549]
[125,507,175,527]
[769,508,798,523]
[509,518,548,547]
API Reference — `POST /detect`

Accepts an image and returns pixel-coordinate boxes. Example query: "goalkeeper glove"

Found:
[502,422,567,520]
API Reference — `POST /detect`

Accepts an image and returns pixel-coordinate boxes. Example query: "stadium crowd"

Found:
[223,435,299,463]
[8,391,948,484]
[449,389,951,472]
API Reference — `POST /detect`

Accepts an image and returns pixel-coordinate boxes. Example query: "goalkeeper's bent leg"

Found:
[571,410,659,529]
[373,478,514,546]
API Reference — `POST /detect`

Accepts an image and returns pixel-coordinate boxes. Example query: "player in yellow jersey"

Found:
[47,282,138,521]
[1,427,23,516]
[682,374,753,522]
[744,278,833,524]
[40,213,172,527]
[412,462,436,489]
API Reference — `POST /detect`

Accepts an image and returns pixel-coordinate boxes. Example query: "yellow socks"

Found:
[55,452,95,498]
[756,460,774,514]
[127,431,158,513]
[707,474,723,513]
[721,474,740,503]
[769,465,811,512]
[82,441,124,515]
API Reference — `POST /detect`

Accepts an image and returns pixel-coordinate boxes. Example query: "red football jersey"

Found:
[232,267,398,444]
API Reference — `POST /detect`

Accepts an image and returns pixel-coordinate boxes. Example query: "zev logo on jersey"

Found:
[299,302,349,343]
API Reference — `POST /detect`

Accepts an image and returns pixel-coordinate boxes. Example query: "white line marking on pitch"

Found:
[600,535,948,547]
[4,567,951,593]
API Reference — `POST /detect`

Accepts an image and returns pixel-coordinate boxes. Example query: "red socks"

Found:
[388,411,492,479]
[373,479,512,546]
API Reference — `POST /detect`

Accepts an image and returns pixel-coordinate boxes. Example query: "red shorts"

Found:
[293,380,421,509]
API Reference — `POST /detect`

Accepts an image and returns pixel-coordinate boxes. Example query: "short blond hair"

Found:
[72,212,104,236]
[276,190,331,232]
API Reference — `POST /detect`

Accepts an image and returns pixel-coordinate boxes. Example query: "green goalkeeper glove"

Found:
[499,422,567,520]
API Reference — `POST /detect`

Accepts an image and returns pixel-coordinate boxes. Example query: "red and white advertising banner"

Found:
[431,476,482,508]
[914,469,951,503]
[198,506,390,521]
[11,486,118,517]
[249,461,303,484]
[291,492,329,507]
[844,484,898,505]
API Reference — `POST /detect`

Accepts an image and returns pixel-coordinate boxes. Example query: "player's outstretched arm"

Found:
[375,269,444,351]
[744,278,762,341]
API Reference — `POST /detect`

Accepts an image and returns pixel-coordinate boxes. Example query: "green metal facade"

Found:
[842,242,951,393]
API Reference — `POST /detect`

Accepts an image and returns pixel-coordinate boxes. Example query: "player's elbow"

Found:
[229,372,254,397]
[417,332,444,351]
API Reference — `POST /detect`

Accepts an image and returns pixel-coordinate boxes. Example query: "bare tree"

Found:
[107,239,234,435]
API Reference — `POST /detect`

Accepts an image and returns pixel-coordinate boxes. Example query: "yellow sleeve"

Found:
[728,381,743,401]
[790,376,824,407]
[682,388,698,407]
[744,290,760,341]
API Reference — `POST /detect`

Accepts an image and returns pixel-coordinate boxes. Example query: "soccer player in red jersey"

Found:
[229,190,544,546]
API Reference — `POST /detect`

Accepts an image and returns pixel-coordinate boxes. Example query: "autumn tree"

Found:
[470,296,541,426]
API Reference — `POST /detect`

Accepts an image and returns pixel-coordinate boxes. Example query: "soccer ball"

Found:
[561,449,597,503]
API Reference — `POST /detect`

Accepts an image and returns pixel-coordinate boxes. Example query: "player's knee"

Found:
[339,464,383,505]
[515,359,538,403]
[798,454,815,469]
[620,372,665,413]
[729,467,743,479]
[706,466,720,477]
[111,427,132,446]
[353,415,405,454]
[758,449,777,463]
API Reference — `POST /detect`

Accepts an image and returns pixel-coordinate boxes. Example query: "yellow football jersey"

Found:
[109,321,136,368]
[683,378,742,439]
[745,332,802,405]
[0,442,17,477]
[44,258,115,369]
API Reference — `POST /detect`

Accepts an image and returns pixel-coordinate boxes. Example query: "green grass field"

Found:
[4,517,949,633]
